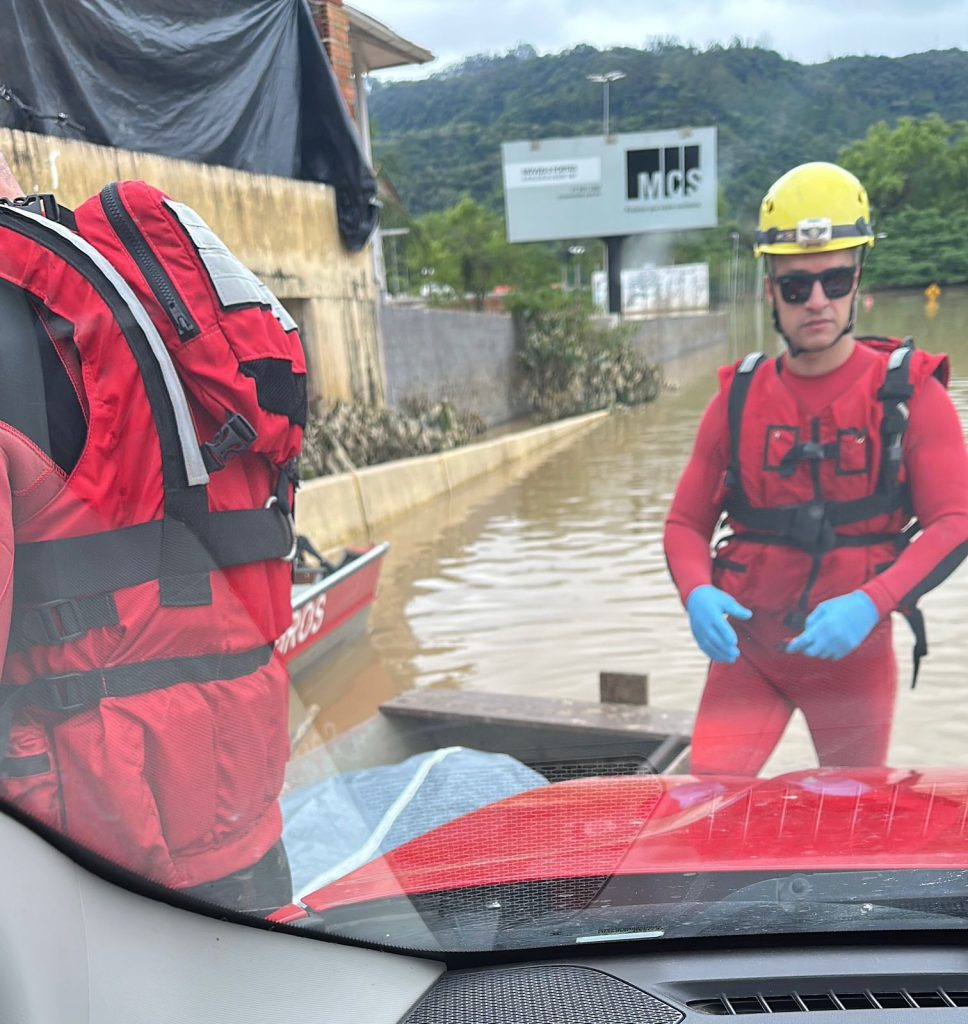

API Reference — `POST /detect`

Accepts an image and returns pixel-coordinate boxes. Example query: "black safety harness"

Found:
[722,339,928,685]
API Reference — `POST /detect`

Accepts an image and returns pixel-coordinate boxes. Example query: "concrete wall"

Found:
[380,304,527,426]
[296,410,609,550]
[1,128,384,404]
[621,310,729,366]
[382,304,730,428]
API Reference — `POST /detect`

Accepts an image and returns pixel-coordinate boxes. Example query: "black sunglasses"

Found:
[772,266,857,304]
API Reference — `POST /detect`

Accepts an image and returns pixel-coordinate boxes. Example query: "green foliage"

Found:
[860,207,968,287]
[371,45,968,224]
[839,114,968,286]
[839,114,968,219]
[513,294,661,421]
[394,196,563,304]
[373,48,968,290]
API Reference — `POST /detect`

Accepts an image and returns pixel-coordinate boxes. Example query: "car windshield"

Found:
[3,0,968,962]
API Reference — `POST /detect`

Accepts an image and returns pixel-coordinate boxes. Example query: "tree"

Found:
[401,197,560,307]
[839,114,968,221]
[838,114,968,286]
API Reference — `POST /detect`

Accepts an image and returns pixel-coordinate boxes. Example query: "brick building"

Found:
[311,1,433,162]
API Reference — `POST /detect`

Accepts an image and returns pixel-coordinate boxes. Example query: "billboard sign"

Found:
[502,127,717,243]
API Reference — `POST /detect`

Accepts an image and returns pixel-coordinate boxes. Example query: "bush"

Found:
[300,397,486,479]
[512,294,661,422]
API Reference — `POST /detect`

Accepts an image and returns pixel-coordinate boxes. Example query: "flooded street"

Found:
[294,288,968,775]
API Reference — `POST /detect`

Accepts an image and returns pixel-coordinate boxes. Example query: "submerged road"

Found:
[293,290,968,776]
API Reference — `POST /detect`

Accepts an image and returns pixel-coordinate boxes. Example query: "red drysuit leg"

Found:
[689,616,896,775]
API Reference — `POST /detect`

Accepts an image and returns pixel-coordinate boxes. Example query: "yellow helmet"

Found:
[754,162,875,257]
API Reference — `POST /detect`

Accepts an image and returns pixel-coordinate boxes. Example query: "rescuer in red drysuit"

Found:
[664,162,968,776]
[0,151,293,912]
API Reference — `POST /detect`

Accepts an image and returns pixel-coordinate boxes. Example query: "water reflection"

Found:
[294,289,968,775]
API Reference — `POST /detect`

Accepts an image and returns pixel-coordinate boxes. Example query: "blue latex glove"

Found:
[686,585,752,664]
[785,591,879,660]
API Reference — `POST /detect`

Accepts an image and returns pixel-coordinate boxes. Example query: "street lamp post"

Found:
[567,245,586,292]
[587,71,626,137]
[587,71,626,314]
[729,230,740,307]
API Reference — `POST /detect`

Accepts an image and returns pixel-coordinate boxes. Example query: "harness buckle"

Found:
[789,502,836,553]
[45,673,98,713]
[882,402,909,435]
[779,441,832,478]
[202,414,257,471]
[23,599,86,645]
[10,193,61,221]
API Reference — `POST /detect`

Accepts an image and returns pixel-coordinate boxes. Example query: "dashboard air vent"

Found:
[688,988,968,1014]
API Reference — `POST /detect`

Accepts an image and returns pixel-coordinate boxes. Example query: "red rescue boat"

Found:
[277,542,389,676]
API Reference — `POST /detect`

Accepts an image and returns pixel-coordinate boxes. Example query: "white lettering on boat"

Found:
[276,594,327,655]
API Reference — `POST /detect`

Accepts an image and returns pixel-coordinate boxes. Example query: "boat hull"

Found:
[277,542,389,675]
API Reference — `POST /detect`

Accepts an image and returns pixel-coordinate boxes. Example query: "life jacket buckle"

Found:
[201,413,256,471]
[789,502,836,553]
[23,598,86,645]
[45,672,97,713]
[6,193,61,221]
[799,441,826,460]
[784,610,807,632]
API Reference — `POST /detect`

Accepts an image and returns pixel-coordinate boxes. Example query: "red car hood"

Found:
[293,768,968,916]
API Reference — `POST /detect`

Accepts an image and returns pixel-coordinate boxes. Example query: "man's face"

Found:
[765,249,860,353]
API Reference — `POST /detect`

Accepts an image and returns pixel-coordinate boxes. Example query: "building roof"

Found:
[344,6,434,72]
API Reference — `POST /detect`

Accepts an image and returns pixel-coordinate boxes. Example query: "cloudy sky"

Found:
[357,1,968,80]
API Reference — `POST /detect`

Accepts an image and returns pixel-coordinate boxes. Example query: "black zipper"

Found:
[99,183,199,342]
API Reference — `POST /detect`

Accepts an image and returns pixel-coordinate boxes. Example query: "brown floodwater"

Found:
[292,288,968,775]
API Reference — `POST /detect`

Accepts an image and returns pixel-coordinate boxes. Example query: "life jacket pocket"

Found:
[836,428,871,475]
[764,425,799,472]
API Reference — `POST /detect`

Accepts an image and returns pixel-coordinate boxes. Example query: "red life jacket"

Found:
[713,338,948,679]
[0,182,305,889]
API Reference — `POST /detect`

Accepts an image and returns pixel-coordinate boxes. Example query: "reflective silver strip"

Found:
[888,346,909,370]
[739,352,764,374]
[7,205,209,486]
[164,199,297,332]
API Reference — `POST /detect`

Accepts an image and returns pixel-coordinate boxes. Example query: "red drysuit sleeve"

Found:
[663,392,728,605]
[860,376,968,617]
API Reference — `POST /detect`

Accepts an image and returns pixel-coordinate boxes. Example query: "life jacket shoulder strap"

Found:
[725,352,767,501]
[876,344,914,500]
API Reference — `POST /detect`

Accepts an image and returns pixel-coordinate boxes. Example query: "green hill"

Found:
[369,42,968,223]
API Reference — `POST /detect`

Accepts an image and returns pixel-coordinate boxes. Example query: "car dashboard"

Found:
[3,808,967,1023]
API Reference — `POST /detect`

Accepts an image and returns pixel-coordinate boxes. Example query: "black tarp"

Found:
[0,0,377,250]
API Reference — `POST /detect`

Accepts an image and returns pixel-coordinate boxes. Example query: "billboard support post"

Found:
[603,235,625,315]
